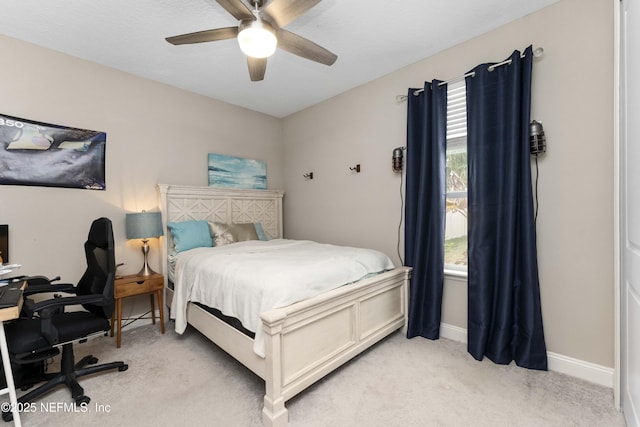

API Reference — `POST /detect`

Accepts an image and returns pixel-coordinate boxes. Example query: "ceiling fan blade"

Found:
[166,27,239,45]
[276,29,337,66]
[215,0,255,21]
[248,57,267,81]
[262,0,322,28]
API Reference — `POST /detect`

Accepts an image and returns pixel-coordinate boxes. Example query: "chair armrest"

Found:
[24,295,104,319]
[23,275,72,296]
[23,283,76,296]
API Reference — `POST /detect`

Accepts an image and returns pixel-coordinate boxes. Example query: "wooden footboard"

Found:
[260,267,410,427]
[166,267,410,426]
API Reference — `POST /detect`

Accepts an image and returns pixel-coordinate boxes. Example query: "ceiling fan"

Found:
[166,0,337,82]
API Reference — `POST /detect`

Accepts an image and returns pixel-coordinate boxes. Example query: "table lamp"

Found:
[125,211,164,276]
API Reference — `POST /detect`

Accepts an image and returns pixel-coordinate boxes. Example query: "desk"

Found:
[0,282,24,427]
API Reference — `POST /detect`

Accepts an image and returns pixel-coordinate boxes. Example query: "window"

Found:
[444,80,467,273]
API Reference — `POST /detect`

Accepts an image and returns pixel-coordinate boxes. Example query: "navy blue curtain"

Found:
[405,81,447,339]
[465,46,547,370]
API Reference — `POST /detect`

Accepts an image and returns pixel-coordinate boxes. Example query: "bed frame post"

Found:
[157,184,169,288]
[402,267,410,336]
[261,310,288,427]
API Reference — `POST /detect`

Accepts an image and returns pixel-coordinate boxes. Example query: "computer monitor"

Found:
[0,225,8,263]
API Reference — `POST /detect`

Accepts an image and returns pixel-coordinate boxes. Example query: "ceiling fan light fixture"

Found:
[238,18,277,59]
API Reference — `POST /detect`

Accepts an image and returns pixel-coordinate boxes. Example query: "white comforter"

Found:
[170,239,395,357]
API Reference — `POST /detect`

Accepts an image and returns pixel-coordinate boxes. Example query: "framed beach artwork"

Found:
[208,153,266,190]
[0,113,106,190]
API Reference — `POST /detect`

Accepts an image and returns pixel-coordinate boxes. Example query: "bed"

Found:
[158,184,411,426]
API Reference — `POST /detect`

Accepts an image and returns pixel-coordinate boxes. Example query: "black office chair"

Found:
[2,217,127,421]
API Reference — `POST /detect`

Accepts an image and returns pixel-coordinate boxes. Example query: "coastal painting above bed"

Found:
[208,153,266,190]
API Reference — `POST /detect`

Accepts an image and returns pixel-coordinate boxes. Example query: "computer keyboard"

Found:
[0,282,23,308]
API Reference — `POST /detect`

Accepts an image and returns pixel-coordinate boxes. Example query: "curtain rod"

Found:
[396,47,544,102]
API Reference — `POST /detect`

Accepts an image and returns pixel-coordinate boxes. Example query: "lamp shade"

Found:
[125,211,164,240]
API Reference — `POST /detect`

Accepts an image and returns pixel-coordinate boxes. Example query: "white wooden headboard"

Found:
[157,184,284,277]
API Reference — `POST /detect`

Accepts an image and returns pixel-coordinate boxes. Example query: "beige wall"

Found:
[282,0,615,367]
[0,35,283,316]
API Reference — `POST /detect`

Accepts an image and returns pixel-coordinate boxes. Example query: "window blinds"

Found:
[446,80,467,140]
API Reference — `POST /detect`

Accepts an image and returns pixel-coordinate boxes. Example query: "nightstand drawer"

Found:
[114,275,163,298]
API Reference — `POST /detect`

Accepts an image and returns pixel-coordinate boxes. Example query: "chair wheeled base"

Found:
[2,341,128,422]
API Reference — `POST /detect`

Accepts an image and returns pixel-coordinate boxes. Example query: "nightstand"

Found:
[110,273,165,348]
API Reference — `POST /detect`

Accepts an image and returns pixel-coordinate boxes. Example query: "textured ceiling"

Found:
[0,0,560,118]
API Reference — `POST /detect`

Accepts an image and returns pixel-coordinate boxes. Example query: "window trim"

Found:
[444,267,468,280]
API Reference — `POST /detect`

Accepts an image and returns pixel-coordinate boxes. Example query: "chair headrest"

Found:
[87,218,113,249]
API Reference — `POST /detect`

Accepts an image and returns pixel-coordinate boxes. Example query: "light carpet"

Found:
[2,324,625,427]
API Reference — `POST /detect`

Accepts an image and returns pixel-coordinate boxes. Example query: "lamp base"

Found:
[137,264,158,277]
[137,239,158,277]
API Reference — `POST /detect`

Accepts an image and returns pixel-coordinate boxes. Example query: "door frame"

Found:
[614,0,620,412]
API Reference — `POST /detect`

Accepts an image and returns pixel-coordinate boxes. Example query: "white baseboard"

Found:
[440,322,468,344]
[546,351,614,388]
[439,322,614,388]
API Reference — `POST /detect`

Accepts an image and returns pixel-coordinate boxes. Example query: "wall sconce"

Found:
[530,120,546,156]
[303,172,313,180]
[393,147,405,173]
[125,211,164,276]
[349,164,361,173]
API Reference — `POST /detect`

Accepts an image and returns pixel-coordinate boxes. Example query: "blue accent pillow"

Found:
[254,223,270,241]
[167,220,213,252]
